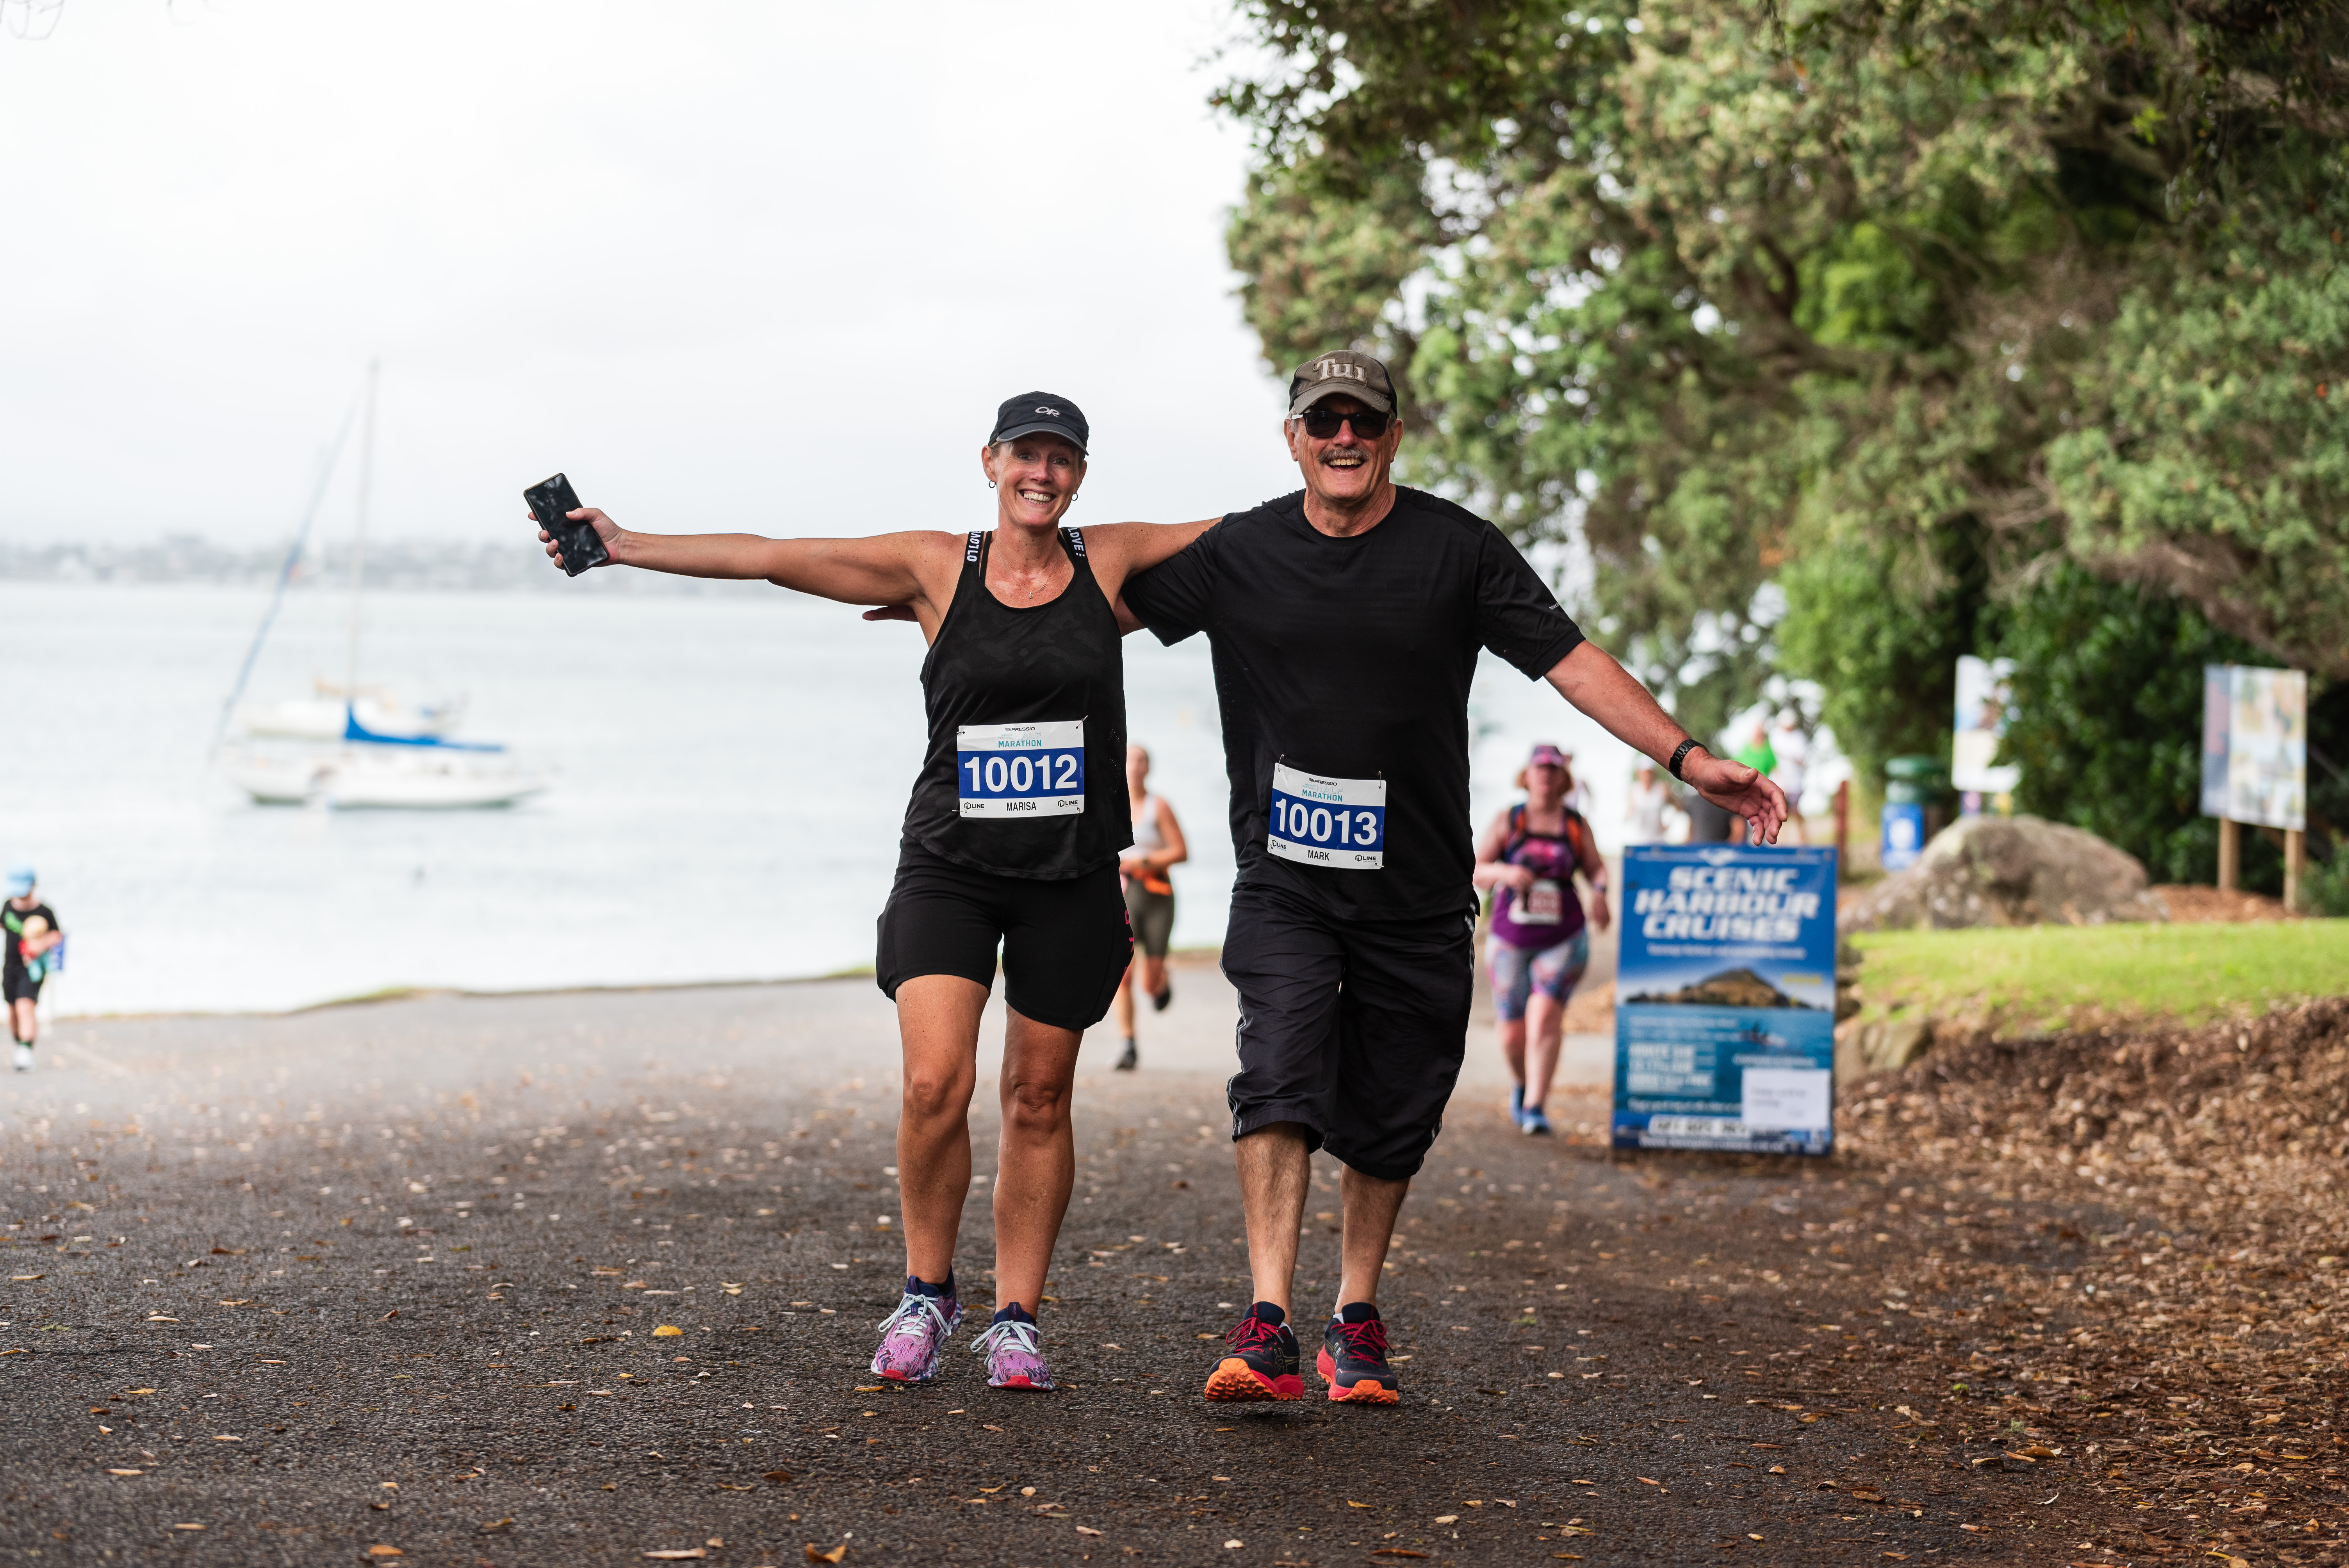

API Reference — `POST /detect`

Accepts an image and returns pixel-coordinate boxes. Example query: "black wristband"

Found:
[1667,738,1698,781]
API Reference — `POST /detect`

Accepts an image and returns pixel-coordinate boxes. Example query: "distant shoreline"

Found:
[49,947,1230,1023]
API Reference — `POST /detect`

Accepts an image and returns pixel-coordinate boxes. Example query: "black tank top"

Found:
[899,527,1130,880]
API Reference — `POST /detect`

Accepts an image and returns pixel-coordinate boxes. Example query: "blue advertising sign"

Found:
[1613,844,1839,1155]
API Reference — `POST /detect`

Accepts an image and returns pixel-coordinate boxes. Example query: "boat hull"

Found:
[219,747,544,810]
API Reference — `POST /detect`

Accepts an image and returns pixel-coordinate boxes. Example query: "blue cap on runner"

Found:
[5,867,32,896]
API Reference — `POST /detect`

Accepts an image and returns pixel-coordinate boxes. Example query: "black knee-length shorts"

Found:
[1220,881,1476,1181]
[875,845,1132,1032]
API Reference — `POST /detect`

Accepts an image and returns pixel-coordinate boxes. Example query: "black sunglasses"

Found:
[1296,406,1392,440]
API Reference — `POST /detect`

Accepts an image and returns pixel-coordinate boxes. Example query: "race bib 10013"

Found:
[1267,763,1385,869]
[957,720,1084,818]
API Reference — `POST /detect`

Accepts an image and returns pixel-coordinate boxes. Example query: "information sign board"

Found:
[1613,844,1839,1155]
[2200,664,2306,831]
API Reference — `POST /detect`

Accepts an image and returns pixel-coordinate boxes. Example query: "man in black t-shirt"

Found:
[1118,350,1787,1408]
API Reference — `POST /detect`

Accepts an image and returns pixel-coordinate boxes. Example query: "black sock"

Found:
[906,1271,954,1300]
[1337,1301,1380,1325]
[992,1302,1035,1326]
[1249,1301,1285,1329]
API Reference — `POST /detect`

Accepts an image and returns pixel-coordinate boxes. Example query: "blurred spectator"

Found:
[1625,761,1670,845]
[1770,710,1811,845]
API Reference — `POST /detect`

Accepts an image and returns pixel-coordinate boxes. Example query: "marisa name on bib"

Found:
[957,720,1084,818]
[1267,763,1385,869]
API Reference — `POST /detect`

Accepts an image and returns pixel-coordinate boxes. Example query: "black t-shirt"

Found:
[1122,487,1585,922]
[3,902,57,983]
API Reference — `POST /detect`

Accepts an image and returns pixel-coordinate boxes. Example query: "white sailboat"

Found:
[234,682,465,743]
[214,362,545,809]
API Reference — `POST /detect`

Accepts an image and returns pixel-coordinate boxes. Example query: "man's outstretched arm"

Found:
[1544,640,1787,845]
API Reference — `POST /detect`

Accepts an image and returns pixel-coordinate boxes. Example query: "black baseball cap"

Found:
[989,392,1089,455]
[1287,350,1397,417]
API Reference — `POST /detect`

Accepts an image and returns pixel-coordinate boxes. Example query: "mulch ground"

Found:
[1836,995,2349,1567]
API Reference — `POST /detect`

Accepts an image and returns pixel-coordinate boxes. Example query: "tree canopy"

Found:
[1219,0,2349,771]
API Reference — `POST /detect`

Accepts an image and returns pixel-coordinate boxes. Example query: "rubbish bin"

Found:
[1881,755,1948,872]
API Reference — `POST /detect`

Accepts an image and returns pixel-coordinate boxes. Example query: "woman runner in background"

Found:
[540,393,1212,1392]
[1110,742,1188,1071]
[1472,743,1611,1135]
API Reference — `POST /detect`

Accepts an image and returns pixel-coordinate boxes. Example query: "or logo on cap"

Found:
[1035,404,1062,417]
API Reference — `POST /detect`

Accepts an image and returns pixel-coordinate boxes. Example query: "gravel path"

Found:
[1,965,2114,1565]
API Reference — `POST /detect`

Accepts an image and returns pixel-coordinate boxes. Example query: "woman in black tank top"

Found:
[537,392,1217,1393]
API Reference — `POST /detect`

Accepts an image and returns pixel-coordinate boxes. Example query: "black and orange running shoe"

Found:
[1204,1304,1302,1402]
[1317,1304,1401,1404]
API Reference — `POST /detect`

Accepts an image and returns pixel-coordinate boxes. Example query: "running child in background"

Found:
[1472,746,1610,1135]
[1111,743,1188,1072]
[4,868,61,1073]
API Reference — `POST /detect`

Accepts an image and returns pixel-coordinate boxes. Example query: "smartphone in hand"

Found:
[524,472,610,577]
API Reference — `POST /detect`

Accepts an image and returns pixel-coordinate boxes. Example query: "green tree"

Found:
[1216,0,2349,763]
[1998,563,2276,887]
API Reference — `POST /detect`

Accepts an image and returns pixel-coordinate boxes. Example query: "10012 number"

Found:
[962,752,1080,796]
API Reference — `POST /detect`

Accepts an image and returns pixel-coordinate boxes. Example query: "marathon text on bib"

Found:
[1267,763,1386,870]
[957,720,1085,818]
[1518,878,1565,924]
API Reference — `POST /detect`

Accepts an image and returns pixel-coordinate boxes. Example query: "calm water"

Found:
[9,580,1635,1015]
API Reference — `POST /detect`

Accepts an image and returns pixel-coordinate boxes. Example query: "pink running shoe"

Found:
[870,1288,961,1384]
[970,1317,1054,1390]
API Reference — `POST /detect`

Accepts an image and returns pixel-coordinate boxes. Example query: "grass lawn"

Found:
[1847,918,2349,1033]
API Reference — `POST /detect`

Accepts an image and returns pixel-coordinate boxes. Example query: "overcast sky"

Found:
[0,1,1306,545]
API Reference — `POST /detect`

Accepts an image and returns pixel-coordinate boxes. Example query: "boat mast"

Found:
[343,359,379,705]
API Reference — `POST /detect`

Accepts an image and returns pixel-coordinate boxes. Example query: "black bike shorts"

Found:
[1220,881,1476,1182]
[875,845,1132,1032]
[2,974,41,1006]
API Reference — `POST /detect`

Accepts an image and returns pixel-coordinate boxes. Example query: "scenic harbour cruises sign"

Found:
[1612,844,1839,1156]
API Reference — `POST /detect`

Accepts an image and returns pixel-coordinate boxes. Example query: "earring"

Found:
[988,480,998,489]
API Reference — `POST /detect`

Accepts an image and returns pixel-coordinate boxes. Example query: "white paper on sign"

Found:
[1740,1067,1831,1133]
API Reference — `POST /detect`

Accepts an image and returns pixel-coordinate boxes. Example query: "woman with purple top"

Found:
[1472,743,1612,1134]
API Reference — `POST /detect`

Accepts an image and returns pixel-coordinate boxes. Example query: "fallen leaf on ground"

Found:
[105,1469,141,1477]
[764,1470,795,1484]
[804,1547,847,1565]
[1347,1500,1371,1507]
[1076,1526,1102,1537]
[652,1325,684,1338]
[365,1546,401,1557]
[1636,1477,1662,1486]
[1434,1515,1459,1524]
[173,1524,205,1531]
[479,1518,512,1532]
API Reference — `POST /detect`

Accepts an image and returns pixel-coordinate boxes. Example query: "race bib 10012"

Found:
[957,720,1084,818]
[1267,763,1385,869]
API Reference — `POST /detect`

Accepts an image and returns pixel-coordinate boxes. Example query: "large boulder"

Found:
[1842,814,2168,931]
